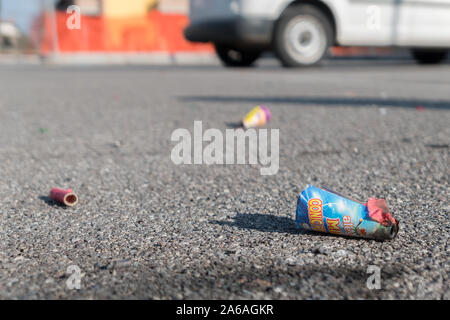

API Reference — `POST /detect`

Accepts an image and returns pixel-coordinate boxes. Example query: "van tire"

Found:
[214,44,261,67]
[411,49,448,64]
[274,5,332,67]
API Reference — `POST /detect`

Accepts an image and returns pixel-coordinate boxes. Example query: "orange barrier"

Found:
[331,46,394,56]
[36,10,213,54]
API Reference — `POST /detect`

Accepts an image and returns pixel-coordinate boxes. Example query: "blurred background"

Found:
[0,0,403,64]
[0,0,213,60]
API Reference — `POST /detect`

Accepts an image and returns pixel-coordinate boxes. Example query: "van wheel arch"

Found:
[272,2,336,67]
[275,0,337,45]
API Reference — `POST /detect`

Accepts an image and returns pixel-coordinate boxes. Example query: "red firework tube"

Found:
[49,188,78,207]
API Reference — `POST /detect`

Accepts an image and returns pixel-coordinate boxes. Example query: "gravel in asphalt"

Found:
[0,60,448,299]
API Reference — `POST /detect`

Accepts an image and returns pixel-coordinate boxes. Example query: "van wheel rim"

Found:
[284,16,326,64]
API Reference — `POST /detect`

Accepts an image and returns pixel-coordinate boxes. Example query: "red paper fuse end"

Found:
[367,198,399,227]
[49,188,78,207]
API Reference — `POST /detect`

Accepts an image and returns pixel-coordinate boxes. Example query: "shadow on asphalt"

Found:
[134,259,406,299]
[180,95,450,110]
[212,213,347,240]
[39,195,66,207]
[212,213,300,234]
[224,121,243,128]
[212,213,383,241]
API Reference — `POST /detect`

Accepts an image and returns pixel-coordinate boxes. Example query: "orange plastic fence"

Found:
[331,46,393,56]
[37,10,213,54]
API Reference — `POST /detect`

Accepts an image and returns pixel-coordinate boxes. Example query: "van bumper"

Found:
[184,18,274,48]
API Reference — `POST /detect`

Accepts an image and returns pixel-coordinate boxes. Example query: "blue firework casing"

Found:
[296,185,398,240]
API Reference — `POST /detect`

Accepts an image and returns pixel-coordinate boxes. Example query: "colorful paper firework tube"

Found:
[49,188,78,207]
[296,185,399,240]
[242,105,271,129]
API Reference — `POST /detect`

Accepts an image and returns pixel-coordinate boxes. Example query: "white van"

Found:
[184,0,450,67]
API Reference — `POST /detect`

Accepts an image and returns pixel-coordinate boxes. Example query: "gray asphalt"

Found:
[0,59,448,299]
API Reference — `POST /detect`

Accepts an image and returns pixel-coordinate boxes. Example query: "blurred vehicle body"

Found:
[0,20,22,49]
[184,0,450,67]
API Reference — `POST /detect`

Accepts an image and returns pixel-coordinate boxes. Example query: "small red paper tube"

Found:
[49,188,78,207]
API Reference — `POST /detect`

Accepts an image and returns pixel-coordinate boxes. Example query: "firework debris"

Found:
[296,185,399,240]
[241,105,271,129]
[49,188,78,207]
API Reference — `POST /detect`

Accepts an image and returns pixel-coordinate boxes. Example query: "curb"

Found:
[42,52,219,66]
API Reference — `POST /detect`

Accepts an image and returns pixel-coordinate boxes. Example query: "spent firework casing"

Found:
[296,185,398,240]
[49,188,78,207]
[242,105,271,129]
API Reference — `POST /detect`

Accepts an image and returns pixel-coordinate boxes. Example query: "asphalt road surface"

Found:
[0,58,448,299]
